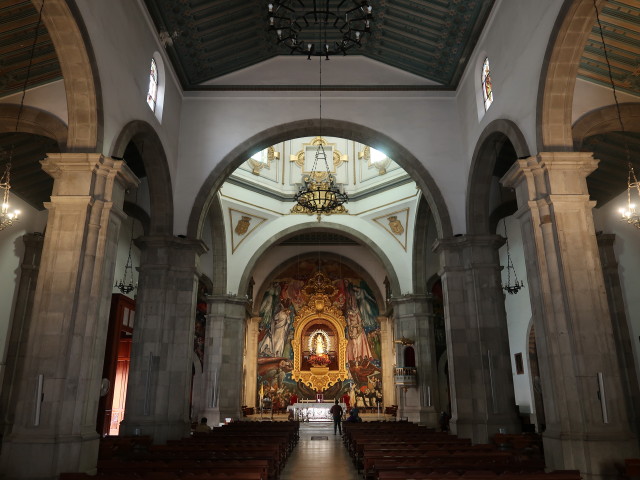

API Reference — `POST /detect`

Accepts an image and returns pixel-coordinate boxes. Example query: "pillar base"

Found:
[543,428,638,480]
[1,432,99,480]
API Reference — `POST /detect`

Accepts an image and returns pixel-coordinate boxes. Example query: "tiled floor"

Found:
[279,422,360,480]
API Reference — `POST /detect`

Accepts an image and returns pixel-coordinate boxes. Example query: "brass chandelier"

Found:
[268,0,373,59]
[0,160,20,231]
[293,27,348,215]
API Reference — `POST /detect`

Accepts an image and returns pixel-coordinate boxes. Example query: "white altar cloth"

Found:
[287,402,346,422]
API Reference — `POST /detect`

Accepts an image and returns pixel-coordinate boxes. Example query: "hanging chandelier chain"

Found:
[16,0,46,133]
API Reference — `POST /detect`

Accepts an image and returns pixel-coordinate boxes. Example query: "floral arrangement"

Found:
[309,353,330,367]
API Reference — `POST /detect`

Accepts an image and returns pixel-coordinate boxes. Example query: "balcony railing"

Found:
[394,366,417,386]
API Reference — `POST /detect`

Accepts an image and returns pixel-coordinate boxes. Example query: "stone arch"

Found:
[37,0,101,151]
[0,104,68,149]
[537,0,606,151]
[237,222,402,300]
[206,195,227,295]
[252,251,386,317]
[573,103,640,150]
[187,119,453,241]
[412,196,432,294]
[111,120,174,235]
[466,119,530,235]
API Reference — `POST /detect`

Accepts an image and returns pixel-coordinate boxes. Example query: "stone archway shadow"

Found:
[237,222,402,299]
[186,119,453,241]
[466,119,530,235]
[111,120,174,235]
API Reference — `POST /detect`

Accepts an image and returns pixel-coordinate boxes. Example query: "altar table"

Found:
[288,402,346,422]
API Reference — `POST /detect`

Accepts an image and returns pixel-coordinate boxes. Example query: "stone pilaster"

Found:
[243,316,260,409]
[433,235,520,443]
[391,295,440,426]
[1,233,44,437]
[379,316,396,410]
[199,295,248,426]
[1,154,138,480]
[501,152,638,479]
[119,235,207,443]
[597,233,640,439]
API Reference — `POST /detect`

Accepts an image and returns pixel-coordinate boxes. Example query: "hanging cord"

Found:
[16,0,46,134]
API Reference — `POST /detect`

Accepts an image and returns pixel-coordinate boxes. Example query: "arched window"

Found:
[481,57,493,111]
[147,58,158,111]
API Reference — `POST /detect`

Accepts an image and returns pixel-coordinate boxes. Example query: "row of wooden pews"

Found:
[342,422,581,480]
[60,421,299,480]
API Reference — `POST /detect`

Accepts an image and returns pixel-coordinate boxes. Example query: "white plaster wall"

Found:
[177,92,466,235]
[456,0,564,160]
[593,195,640,381]
[224,213,412,296]
[572,78,640,124]
[0,80,68,125]
[74,0,183,182]
[0,198,48,388]
[202,56,441,86]
[498,214,534,415]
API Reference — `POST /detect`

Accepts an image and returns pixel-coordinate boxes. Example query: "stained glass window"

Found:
[481,57,493,111]
[147,58,158,111]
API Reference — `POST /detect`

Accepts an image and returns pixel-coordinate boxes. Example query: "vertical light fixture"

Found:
[114,185,138,295]
[0,1,45,230]
[592,1,640,228]
[293,20,348,218]
[501,217,524,295]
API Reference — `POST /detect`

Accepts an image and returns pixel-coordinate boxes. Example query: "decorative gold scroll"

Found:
[291,272,348,391]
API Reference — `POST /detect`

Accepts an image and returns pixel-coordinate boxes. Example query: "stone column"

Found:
[243,316,260,409]
[119,236,207,444]
[391,295,440,426]
[597,233,640,439]
[1,154,138,479]
[433,235,519,443]
[379,316,396,410]
[501,153,638,478]
[1,233,44,437]
[199,295,248,426]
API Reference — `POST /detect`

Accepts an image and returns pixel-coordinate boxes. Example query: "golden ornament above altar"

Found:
[291,272,348,392]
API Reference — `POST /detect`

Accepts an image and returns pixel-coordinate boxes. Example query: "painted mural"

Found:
[257,259,382,411]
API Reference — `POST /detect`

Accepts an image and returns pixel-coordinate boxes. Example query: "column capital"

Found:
[41,153,139,197]
[500,151,598,197]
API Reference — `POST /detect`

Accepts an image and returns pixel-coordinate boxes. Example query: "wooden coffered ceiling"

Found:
[142,0,495,89]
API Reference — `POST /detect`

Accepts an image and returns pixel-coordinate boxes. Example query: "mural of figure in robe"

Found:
[255,259,383,404]
[271,299,294,358]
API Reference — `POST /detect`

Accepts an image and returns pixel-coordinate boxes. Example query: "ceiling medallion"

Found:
[268,1,373,59]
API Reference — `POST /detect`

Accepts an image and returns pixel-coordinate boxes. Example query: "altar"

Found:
[287,402,346,422]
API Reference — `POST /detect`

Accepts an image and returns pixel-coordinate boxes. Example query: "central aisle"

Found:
[279,422,360,480]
